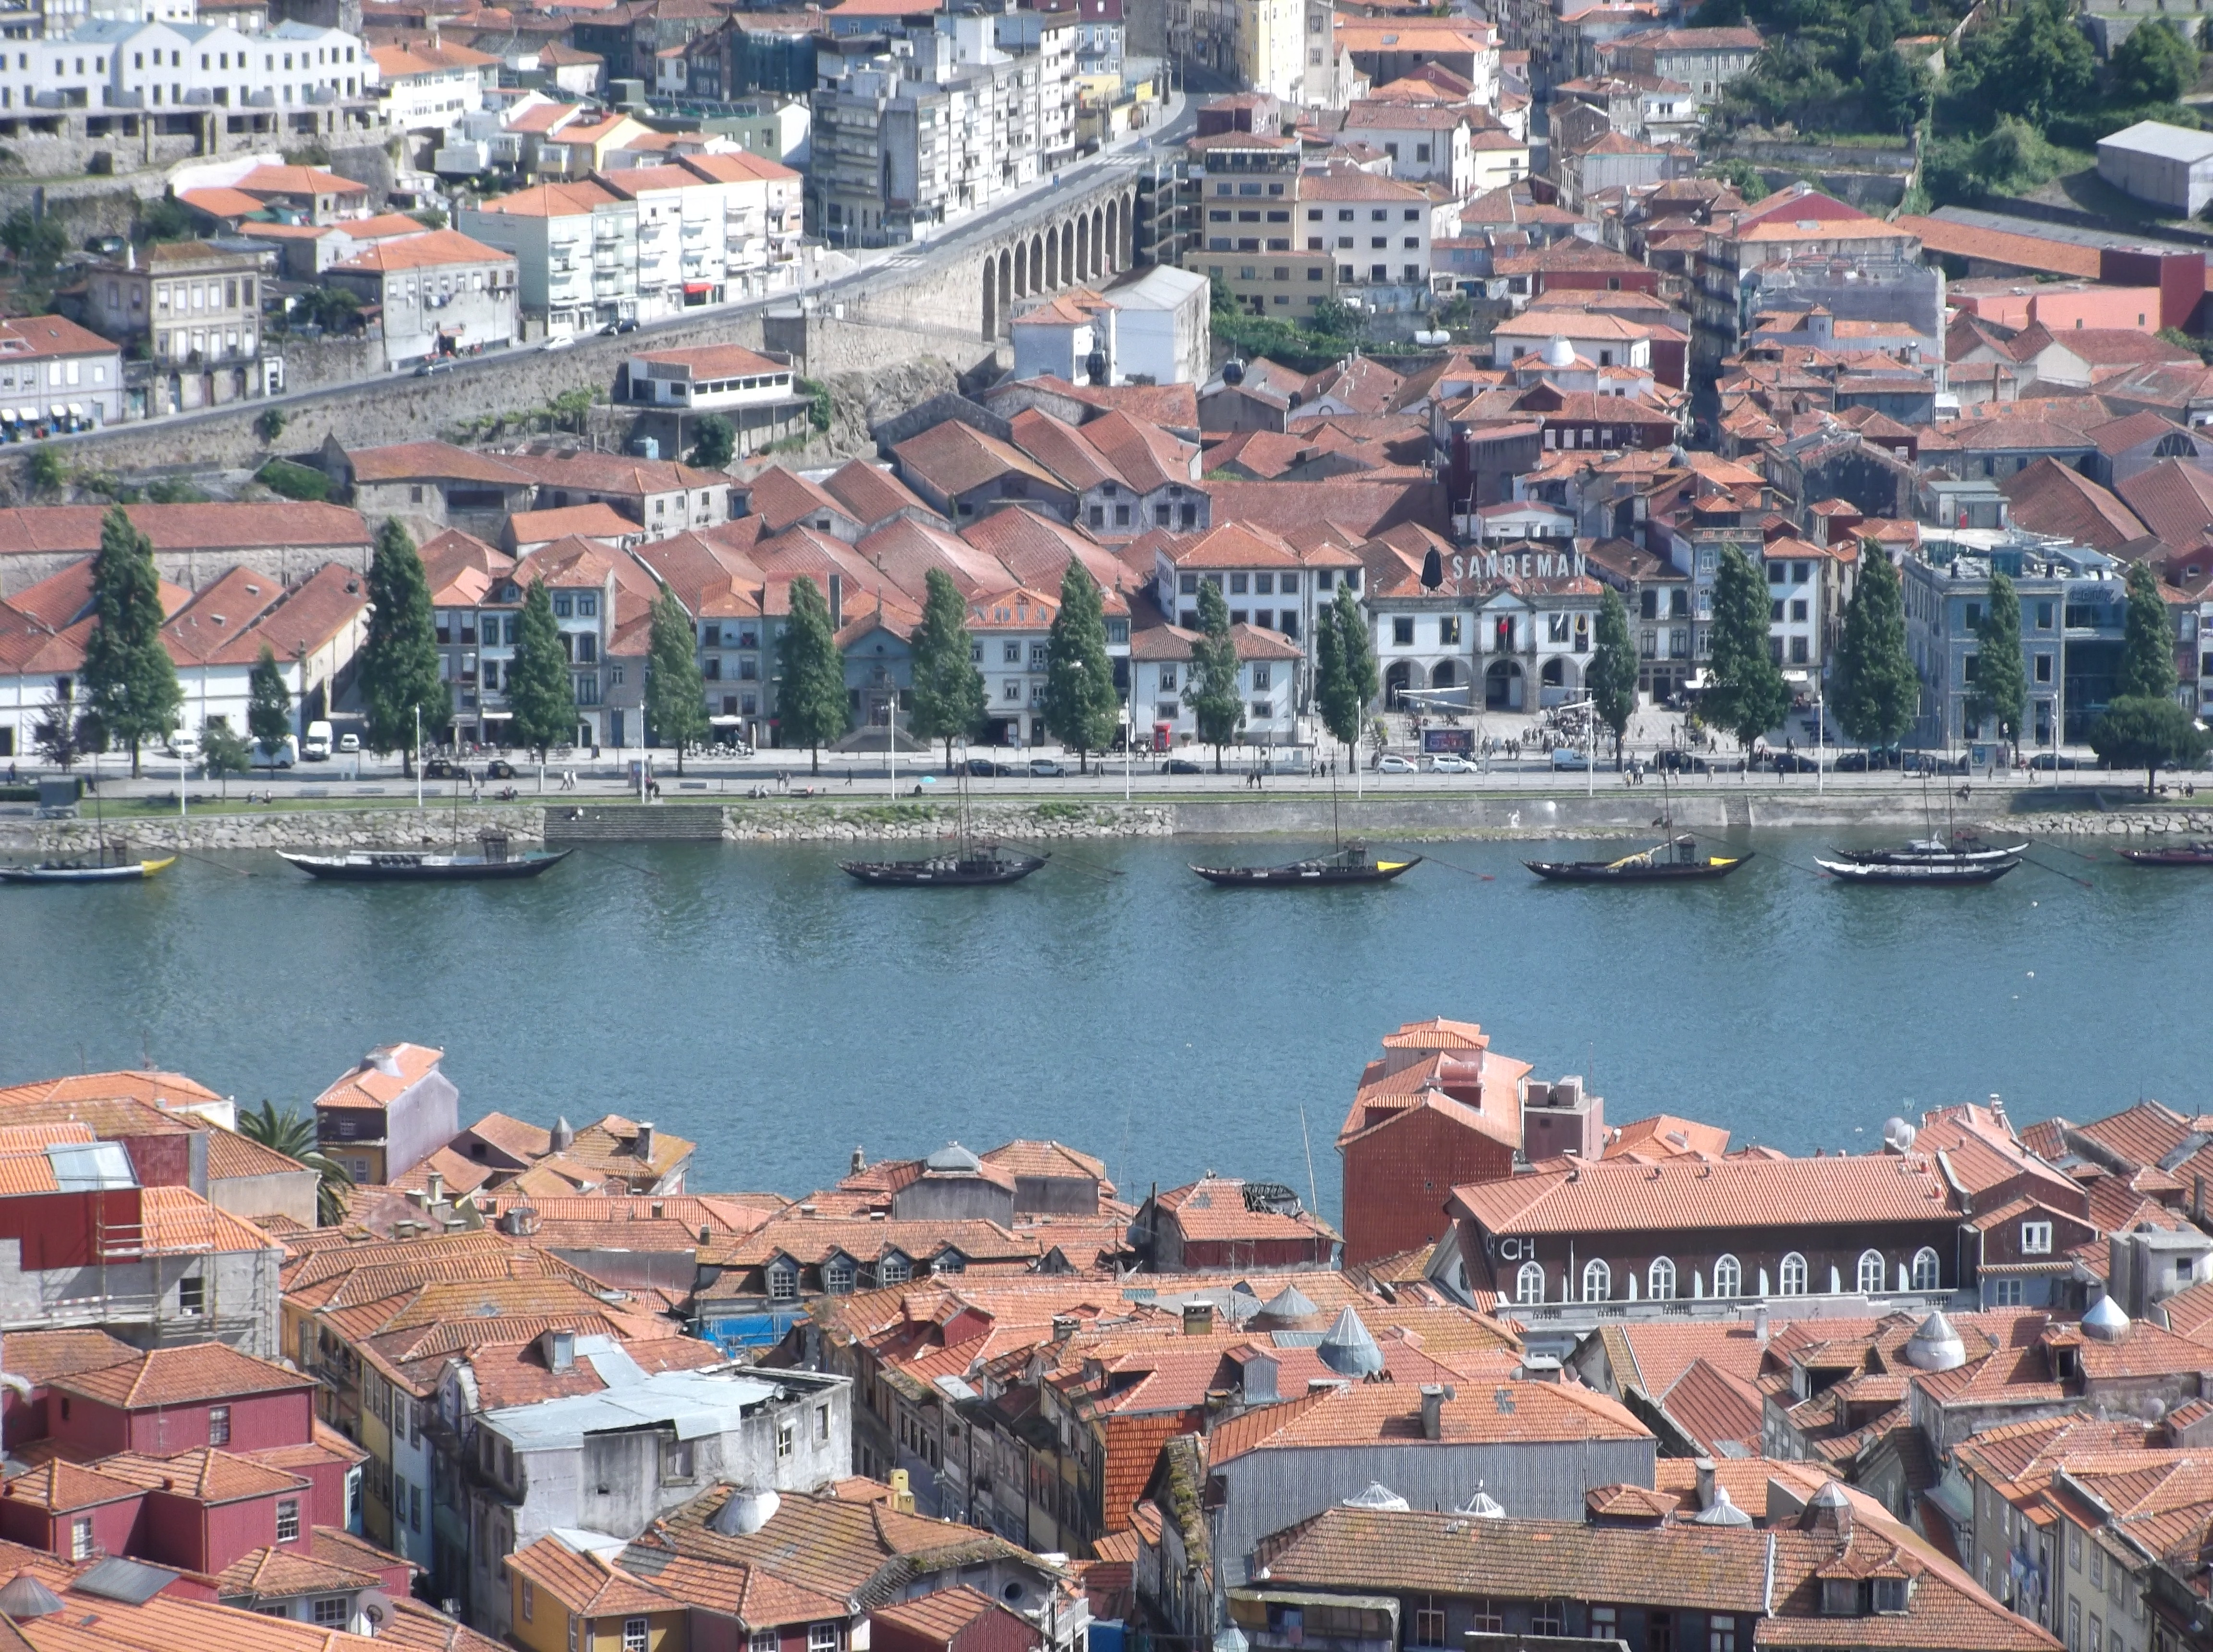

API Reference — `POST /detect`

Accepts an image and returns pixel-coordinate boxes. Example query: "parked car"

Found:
[600,319,641,335]
[542,334,575,352]
[1027,757,1067,777]
[1549,747,1590,771]
[1427,754,1475,774]
[423,758,461,779]
[1375,753,1417,774]
[486,759,518,779]
[1902,751,1968,776]
[1832,749,1902,773]
[337,732,361,754]
[964,758,1019,776]
[1161,757,1204,773]
[413,357,452,376]
[1769,752,1823,773]
[2028,752,2086,770]
[303,719,333,761]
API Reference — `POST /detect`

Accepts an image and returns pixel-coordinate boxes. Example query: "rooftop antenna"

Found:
[1300,1104,1319,1216]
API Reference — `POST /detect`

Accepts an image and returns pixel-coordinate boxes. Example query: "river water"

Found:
[0,833,2191,1225]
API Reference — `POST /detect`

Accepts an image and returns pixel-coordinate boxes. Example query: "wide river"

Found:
[0,832,2189,1225]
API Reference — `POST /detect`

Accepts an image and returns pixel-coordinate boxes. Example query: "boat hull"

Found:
[0,856,174,885]
[1191,856,1420,886]
[1816,857,2018,885]
[1525,856,1747,883]
[1831,842,2027,865]
[840,854,1046,886]
[278,850,571,881]
[2118,846,2213,865]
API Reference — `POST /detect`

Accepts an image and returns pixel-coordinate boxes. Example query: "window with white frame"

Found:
[752,1632,779,1652]
[1713,1254,1741,1297]
[1912,1248,1941,1290]
[314,1599,348,1627]
[1515,1261,1544,1303]
[625,1618,649,1652]
[1582,1259,1610,1301]
[1648,1257,1676,1300]
[809,1622,842,1652]
[70,1518,92,1561]
[277,1498,300,1542]
[767,1259,798,1301]
[1778,1253,1808,1295]
[1858,1249,1887,1294]
[2022,1221,2053,1255]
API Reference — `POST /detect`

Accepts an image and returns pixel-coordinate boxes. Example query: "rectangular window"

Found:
[1392,618,1413,645]
[753,1635,779,1652]
[1439,616,1461,646]
[625,1619,649,1652]
[1992,1278,2025,1306]
[1709,1626,1737,1652]
[523,1580,535,1622]
[276,1499,300,1542]
[208,1404,230,1444]
[778,1421,794,1458]
[810,1625,841,1652]
[2022,1221,2054,1254]
[70,1518,92,1561]
[314,1599,347,1626]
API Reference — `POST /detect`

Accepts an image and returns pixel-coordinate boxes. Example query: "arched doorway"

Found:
[1485,659,1524,711]
[1539,656,1578,708]
[982,263,996,340]
[1092,207,1106,276]
[1385,660,1414,707]
[1075,214,1089,281]
[1430,660,1461,694]
[998,250,1012,329]
[1104,200,1119,272]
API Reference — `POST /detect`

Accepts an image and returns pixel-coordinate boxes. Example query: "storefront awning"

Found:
[683,282,715,294]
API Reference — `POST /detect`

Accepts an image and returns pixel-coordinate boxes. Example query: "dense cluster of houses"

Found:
[1,1023,2212,1650]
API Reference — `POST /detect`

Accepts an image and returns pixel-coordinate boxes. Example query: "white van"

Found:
[304,720,333,761]
[254,735,298,769]
[165,727,200,760]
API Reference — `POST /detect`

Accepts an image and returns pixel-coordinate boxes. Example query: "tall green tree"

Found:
[1313,600,1349,756]
[1945,0,2096,128]
[246,642,293,752]
[2092,695,2211,793]
[644,590,710,773]
[235,1100,354,1226]
[1325,580,1376,762]
[2117,559,2179,703]
[1189,579,1244,772]
[357,518,449,777]
[1833,542,1920,753]
[1703,544,1790,763]
[908,568,988,770]
[79,505,180,777]
[2114,18,2198,105]
[1042,562,1120,773]
[1968,572,2028,758]
[505,579,577,765]
[776,575,849,774]
[1587,585,1639,766]
[201,717,252,798]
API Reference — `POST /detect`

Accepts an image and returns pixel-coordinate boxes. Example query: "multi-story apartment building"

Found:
[0,314,125,431]
[322,228,519,370]
[809,12,1075,247]
[460,178,639,333]
[369,37,495,134]
[75,238,277,415]
[1174,0,1301,98]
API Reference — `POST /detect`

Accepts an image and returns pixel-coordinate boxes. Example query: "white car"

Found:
[164,730,200,760]
[337,733,361,754]
[1427,754,1475,774]
[1375,754,1417,774]
[1550,747,1591,771]
[542,334,575,352]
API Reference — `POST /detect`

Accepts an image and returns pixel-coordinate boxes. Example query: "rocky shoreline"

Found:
[0,795,2205,853]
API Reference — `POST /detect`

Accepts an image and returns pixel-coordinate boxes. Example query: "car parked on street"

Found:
[337,733,361,754]
[1027,757,1067,777]
[964,758,1020,776]
[1549,747,1589,771]
[1161,757,1204,773]
[1426,754,1475,773]
[1375,754,1417,774]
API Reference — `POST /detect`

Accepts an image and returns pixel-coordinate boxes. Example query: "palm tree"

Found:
[236,1099,353,1225]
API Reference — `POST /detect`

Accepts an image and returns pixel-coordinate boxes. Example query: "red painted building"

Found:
[873,1585,1043,1652]
[1336,1018,1532,1271]
[45,1343,317,1459]
[1130,1177,1337,1271]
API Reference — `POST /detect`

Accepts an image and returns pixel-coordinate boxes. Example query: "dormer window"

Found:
[878,1251,911,1285]
[932,1249,967,1276]
[824,1254,855,1294]
[1873,1578,1909,1614]
[2021,1221,2053,1255]
[766,1258,799,1301]
[1821,1580,1858,1616]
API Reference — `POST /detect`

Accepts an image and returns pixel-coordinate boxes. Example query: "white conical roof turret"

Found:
[2084,1294,2132,1342]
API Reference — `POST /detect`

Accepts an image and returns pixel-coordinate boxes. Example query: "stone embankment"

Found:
[720,802,1174,841]
[2009,809,2213,838]
[2,806,550,855]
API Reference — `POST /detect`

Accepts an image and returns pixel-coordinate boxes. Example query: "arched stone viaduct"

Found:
[838,171,1142,347]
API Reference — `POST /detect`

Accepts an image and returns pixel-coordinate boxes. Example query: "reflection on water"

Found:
[0,832,2191,1224]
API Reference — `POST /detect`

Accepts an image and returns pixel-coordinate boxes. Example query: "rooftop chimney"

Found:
[551,1116,574,1153]
[1419,1383,1454,1440]
[1694,1457,1716,1511]
[1051,1314,1078,1344]
[852,1144,866,1174]
[369,1047,402,1078]
[1753,1305,1770,1343]
[1182,1301,1214,1336]
[427,1168,445,1204]
[542,1327,575,1371]
[635,1121,656,1162]
[501,1205,541,1237]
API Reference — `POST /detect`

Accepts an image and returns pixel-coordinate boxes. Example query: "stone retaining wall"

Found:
[0,805,546,854]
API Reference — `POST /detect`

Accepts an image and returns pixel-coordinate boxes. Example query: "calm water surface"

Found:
[0,833,2197,1225]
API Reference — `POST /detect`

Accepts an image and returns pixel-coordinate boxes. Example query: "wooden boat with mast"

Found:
[1189,766,1420,886]
[2117,840,2213,866]
[1524,777,1748,882]
[279,828,569,881]
[840,770,1046,886]
[0,782,174,884]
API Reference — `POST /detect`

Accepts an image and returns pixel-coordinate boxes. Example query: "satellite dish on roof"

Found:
[358,1591,394,1629]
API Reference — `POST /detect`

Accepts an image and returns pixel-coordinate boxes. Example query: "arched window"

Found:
[1712,1254,1741,1298]
[1648,1257,1677,1300]
[2156,430,2197,459]
[1858,1249,1887,1295]
[1515,1261,1545,1304]
[1778,1253,1808,1295]
[1911,1247,1941,1291]
[1582,1259,1611,1302]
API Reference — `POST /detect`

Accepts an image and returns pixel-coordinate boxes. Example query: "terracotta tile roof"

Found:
[1606,1114,1731,1158]
[0,1460,144,1512]
[707,1215,1042,1270]
[206,1129,312,1181]
[0,316,119,361]
[1649,1456,1836,1519]
[139,1185,286,1256]
[328,229,511,274]
[506,1535,679,1616]
[872,1583,1034,1647]
[213,1543,383,1599]
[1152,1178,1336,1244]
[50,1343,311,1409]
[312,1045,442,1115]
[370,1594,509,1652]
[0,505,370,559]
[1653,1355,1764,1454]
[510,503,640,546]
[2118,460,2213,547]
[1451,1153,1958,1235]
[630,343,788,380]
[94,1448,308,1504]
[981,1140,1110,1187]
[0,1328,136,1385]
[562,1114,694,1182]
[893,422,1070,500]
[1212,1379,1645,1457]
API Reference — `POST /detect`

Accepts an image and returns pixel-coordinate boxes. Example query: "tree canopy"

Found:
[2091,694,2210,792]
[505,579,577,762]
[1833,543,1920,750]
[79,506,181,776]
[776,575,849,773]
[1189,580,1245,771]
[236,1100,354,1225]
[1703,544,1791,757]
[1320,581,1375,760]
[644,589,710,770]
[689,414,736,471]
[357,518,449,775]
[247,643,293,752]
[1042,561,1120,771]
[1587,586,1639,763]
[2117,559,2178,702]
[1967,572,2027,753]
[908,568,988,768]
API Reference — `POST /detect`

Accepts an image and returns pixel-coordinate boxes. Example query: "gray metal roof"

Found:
[73,1557,179,1604]
[2099,120,2213,165]
[483,1336,768,1450]
[48,1141,136,1192]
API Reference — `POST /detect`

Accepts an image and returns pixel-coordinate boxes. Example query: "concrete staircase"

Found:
[543,805,726,842]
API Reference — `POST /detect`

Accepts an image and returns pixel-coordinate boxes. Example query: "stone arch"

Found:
[1429,660,1460,691]
[1075,214,1090,282]
[983,260,997,341]
[1485,658,1524,711]
[1091,206,1106,276]
[1384,660,1414,707]
[998,249,1013,331]
[1027,235,1042,296]
[1104,199,1119,273]
[1052,224,1066,287]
